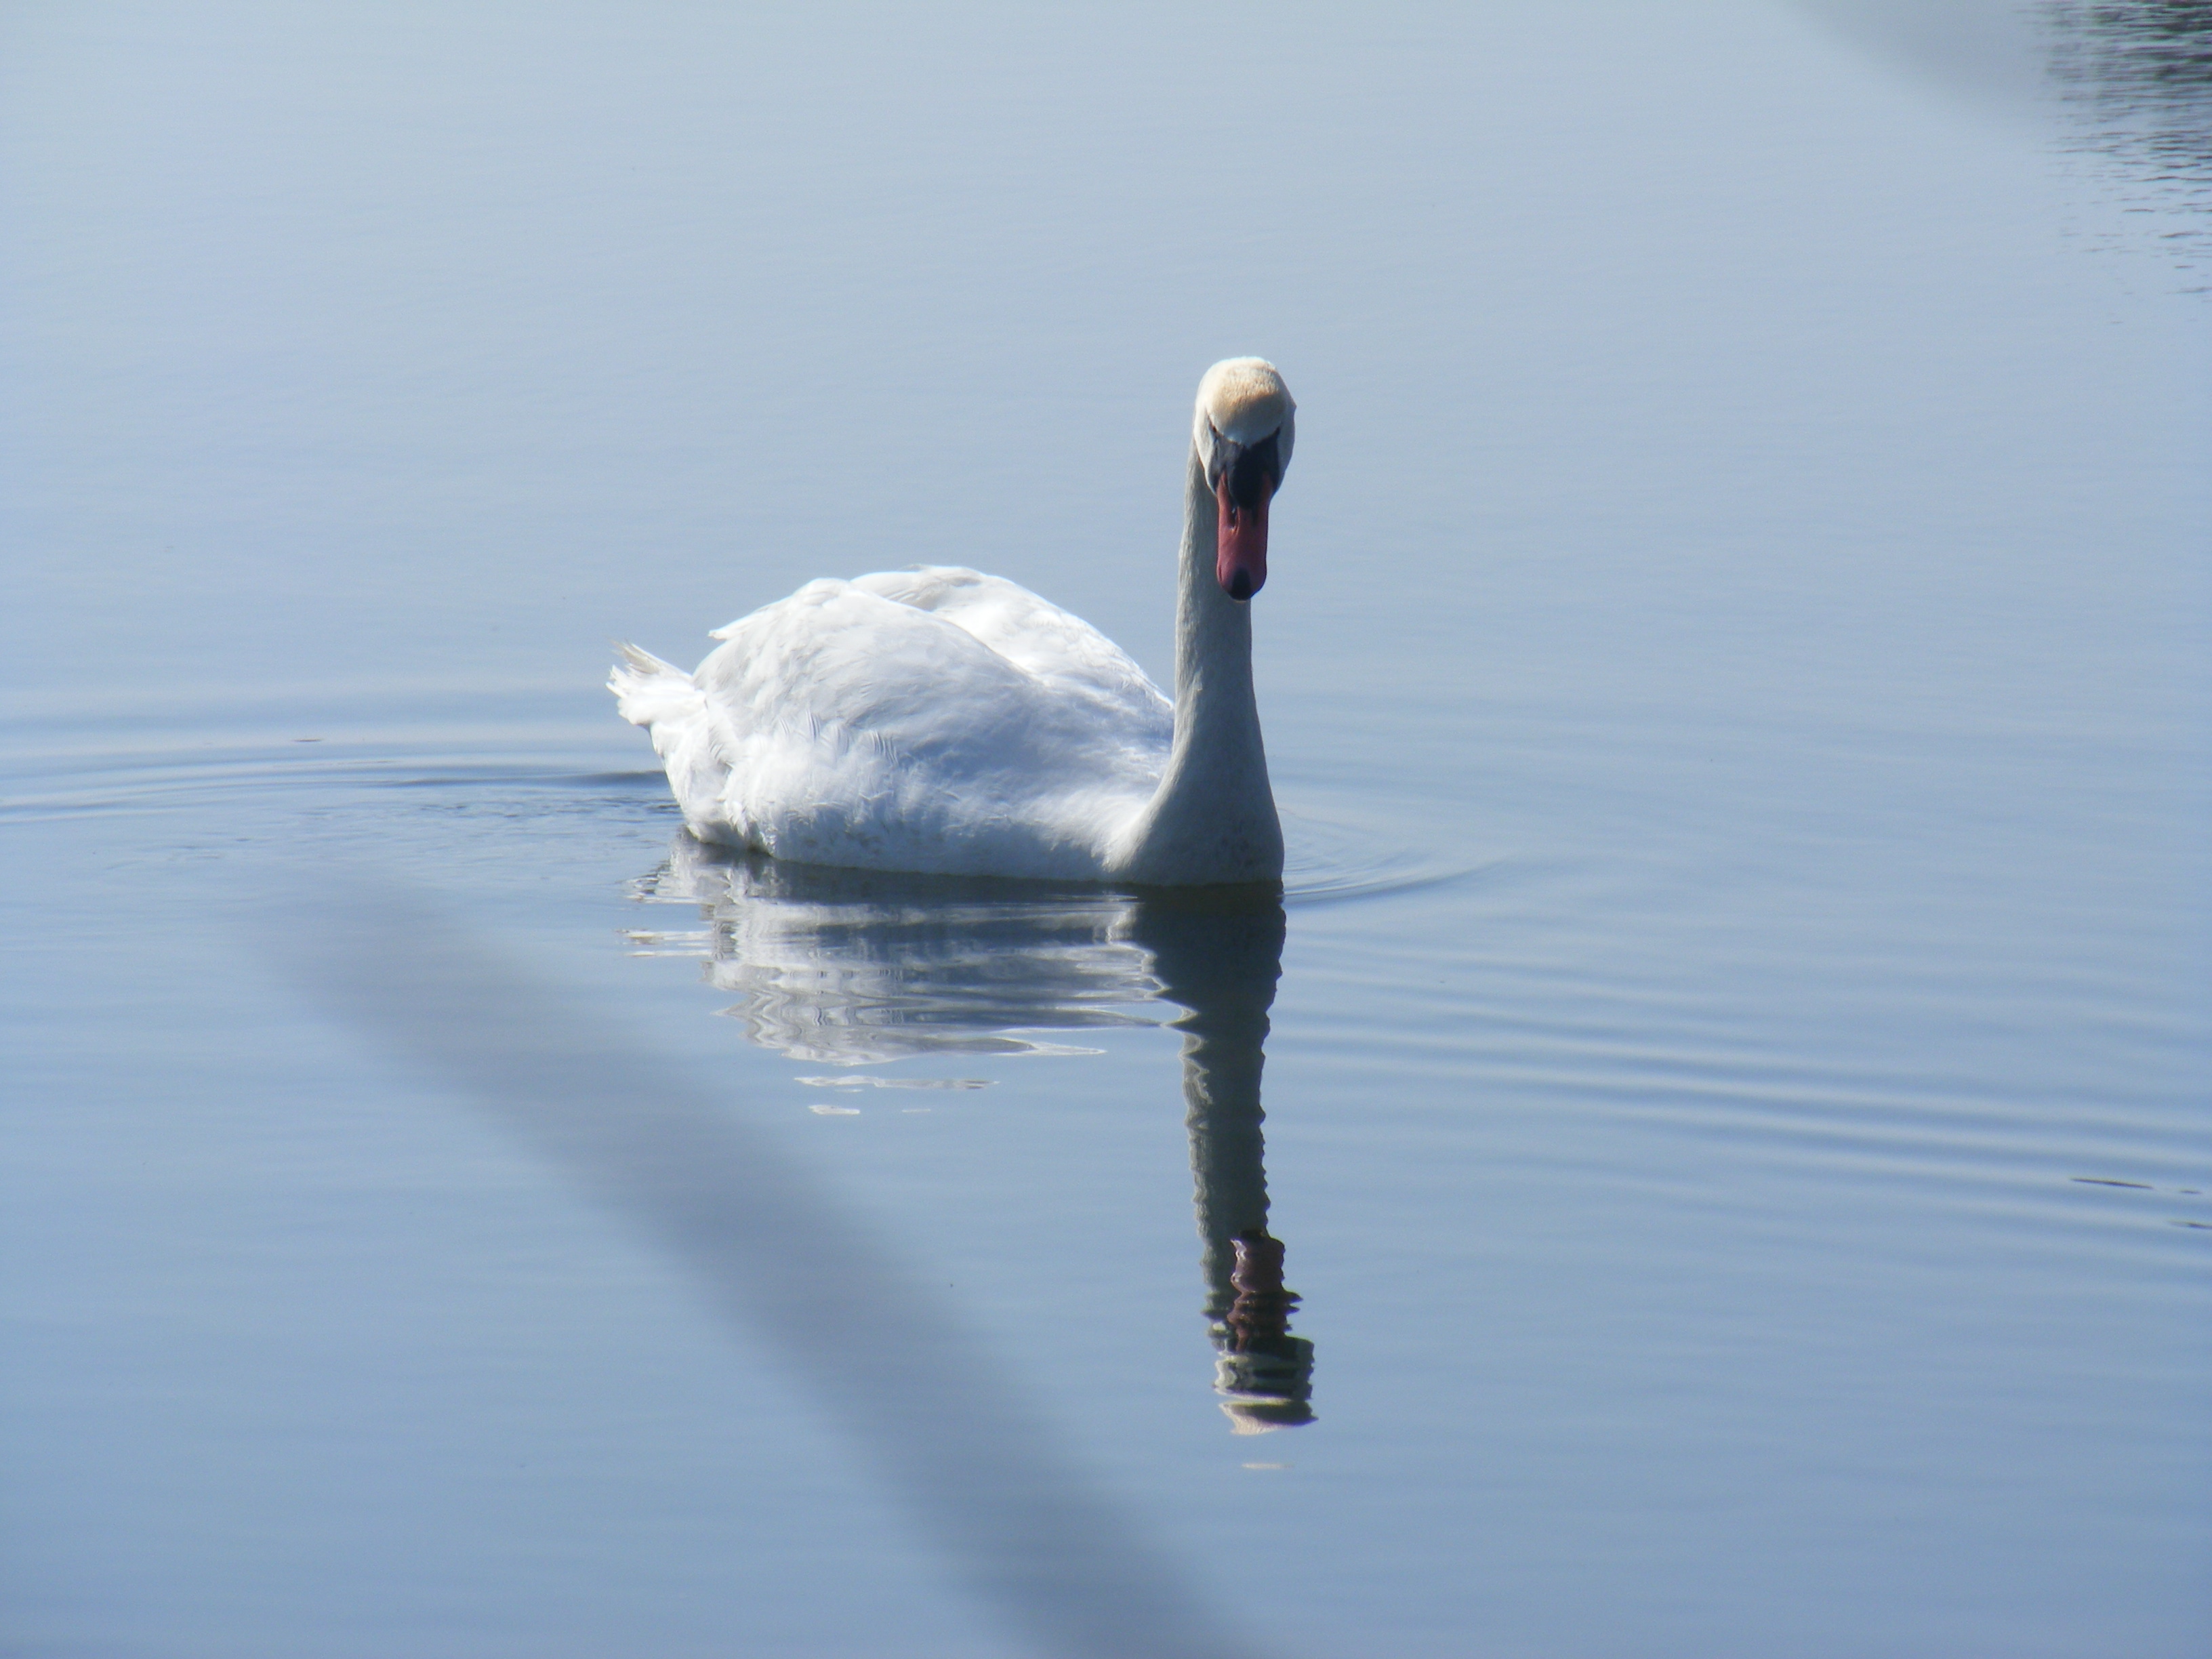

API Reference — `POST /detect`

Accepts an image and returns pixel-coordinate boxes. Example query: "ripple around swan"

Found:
[1277,801,1489,909]
[0,714,1491,1071]
[0,703,1480,905]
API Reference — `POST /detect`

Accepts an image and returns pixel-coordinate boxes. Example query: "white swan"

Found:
[611,358,1294,885]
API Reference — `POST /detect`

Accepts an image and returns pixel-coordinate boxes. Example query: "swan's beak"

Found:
[1215,472,1271,602]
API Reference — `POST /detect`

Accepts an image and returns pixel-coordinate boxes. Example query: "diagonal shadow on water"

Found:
[265,863,1309,1659]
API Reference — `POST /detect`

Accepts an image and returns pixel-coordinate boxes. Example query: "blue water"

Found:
[3,4,2208,1655]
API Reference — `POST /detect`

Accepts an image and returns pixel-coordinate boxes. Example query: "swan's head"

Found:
[1195,358,1294,602]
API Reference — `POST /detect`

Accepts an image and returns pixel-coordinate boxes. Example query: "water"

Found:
[3,3,2207,1655]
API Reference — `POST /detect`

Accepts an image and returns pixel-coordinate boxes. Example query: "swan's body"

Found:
[612,359,1295,885]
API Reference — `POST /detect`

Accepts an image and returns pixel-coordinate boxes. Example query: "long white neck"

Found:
[1112,446,1283,884]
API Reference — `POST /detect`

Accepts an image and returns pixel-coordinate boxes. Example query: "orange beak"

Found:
[1215,472,1271,601]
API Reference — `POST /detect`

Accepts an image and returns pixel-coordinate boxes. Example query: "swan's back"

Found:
[848,568,1166,729]
[613,567,1172,878]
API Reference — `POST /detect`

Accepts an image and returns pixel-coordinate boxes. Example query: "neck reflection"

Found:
[631,836,1314,1431]
[1128,890,1313,1433]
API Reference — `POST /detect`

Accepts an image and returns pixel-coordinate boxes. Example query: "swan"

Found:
[611,358,1294,885]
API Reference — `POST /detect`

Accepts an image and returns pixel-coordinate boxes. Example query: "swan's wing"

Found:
[844,567,1172,731]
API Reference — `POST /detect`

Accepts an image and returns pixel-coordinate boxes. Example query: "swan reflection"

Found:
[1136,888,1315,1433]
[630,833,1315,1431]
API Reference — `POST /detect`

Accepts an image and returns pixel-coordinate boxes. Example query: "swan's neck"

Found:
[1117,447,1283,884]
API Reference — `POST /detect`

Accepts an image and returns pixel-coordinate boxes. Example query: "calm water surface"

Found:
[3,3,2207,1656]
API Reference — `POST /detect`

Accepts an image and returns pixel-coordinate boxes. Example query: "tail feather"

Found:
[609,642,706,732]
[610,642,734,838]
